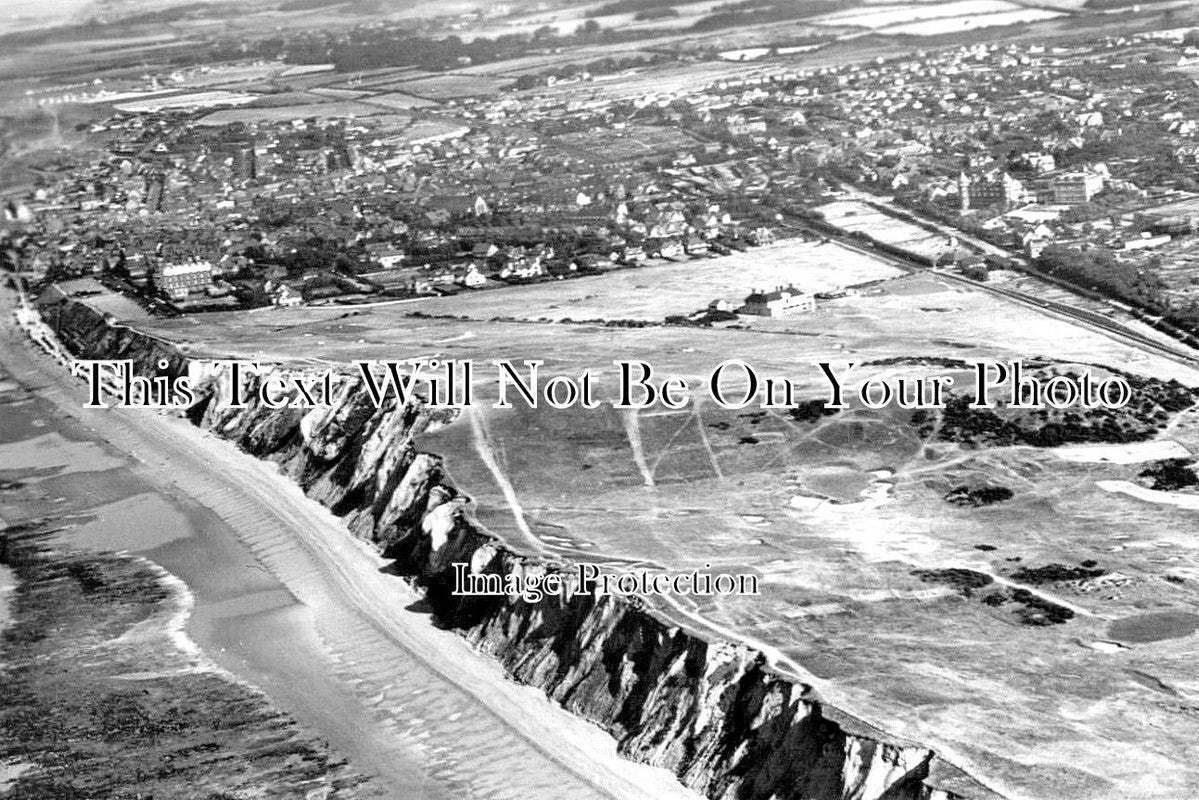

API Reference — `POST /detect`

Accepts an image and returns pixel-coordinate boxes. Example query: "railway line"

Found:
[782,212,1199,370]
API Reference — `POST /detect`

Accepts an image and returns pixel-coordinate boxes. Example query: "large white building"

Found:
[1052,170,1105,205]
[155,261,213,301]
[741,286,815,317]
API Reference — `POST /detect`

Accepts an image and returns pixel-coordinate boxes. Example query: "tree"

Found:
[1036,244,1163,307]
[961,263,988,282]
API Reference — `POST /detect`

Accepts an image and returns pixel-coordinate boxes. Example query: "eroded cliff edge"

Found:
[39,296,986,800]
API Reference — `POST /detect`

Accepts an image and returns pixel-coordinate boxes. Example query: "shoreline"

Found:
[0,282,705,800]
[0,520,372,798]
[9,283,1009,800]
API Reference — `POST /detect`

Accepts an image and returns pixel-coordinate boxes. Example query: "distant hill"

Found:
[0,0,93,36]
[0,0,285,38]
[0,0,286,46]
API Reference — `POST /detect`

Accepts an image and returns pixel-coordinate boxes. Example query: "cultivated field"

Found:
[305,86,372,100]
[878,8,1065,35]
[197,101,403,126]
[386,74,514,100]
[364,92,441,110]
[113,90,258,112]
[324,68,436,91]
[471,0,732,39]
[813,0,1017,27]
[816,199,952,261]
[245,90,337,107]
[810,0,1064,29]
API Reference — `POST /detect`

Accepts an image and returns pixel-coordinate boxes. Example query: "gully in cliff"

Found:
[452,562,760,603]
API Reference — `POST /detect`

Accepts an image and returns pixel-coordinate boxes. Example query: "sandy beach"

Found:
[0,566,13,630]
[0,285,700,800]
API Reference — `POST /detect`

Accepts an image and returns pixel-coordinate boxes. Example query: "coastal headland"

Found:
[18,266,1199,800]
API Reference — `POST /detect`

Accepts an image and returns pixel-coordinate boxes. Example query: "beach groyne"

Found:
[34,295,980,800]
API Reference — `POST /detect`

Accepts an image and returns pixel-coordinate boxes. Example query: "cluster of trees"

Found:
[1008,589,1074,626]
[1057,129,1169,165]
[274,237,367,276]
[1166,301,1199,337]
[690,0,849,31]
[238,235,368,280]
[944,485,1013,507]
[208,12,681,74]
[1010,562,1106,584]
[511,53,671,90]
[635,8,680,20]
[1138,458,1199,491]
[911,568,993,598]
[912,568,1075,625]
[587,0,679,16]
[1034,244,1163,307]
[924,370,1196,449]
[959,263,989,281]
[1032,243,1199,344]
[788,398,840,423]
[209,28,535,72]
[932,396,1136,448]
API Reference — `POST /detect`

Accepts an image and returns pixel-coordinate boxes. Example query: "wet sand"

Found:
[0,295,700,800]
[0,565,13,630]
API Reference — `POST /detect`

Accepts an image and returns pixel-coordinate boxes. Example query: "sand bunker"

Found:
[1096,480,1199,510]
[1055,440,1191,465]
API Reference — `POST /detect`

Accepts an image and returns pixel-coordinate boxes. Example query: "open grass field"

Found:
[810,0,1062,28]
[878,8,1066,35]
[468,0,732,39]
[244,90,335,106]
[361,91,441,110]
[384,74,514,100]
[305,86,372,100]
[403,239,904,322]
[113,90,259,112]
[555,124,702,162]
[322,68,435,91]
[383,119,471,145]
[196,101,404,125]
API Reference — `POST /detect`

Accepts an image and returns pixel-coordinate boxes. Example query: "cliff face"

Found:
[44,298,972,800]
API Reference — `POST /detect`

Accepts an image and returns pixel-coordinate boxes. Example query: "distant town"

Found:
[11,4,1199,800]
[6,21,1199,340]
